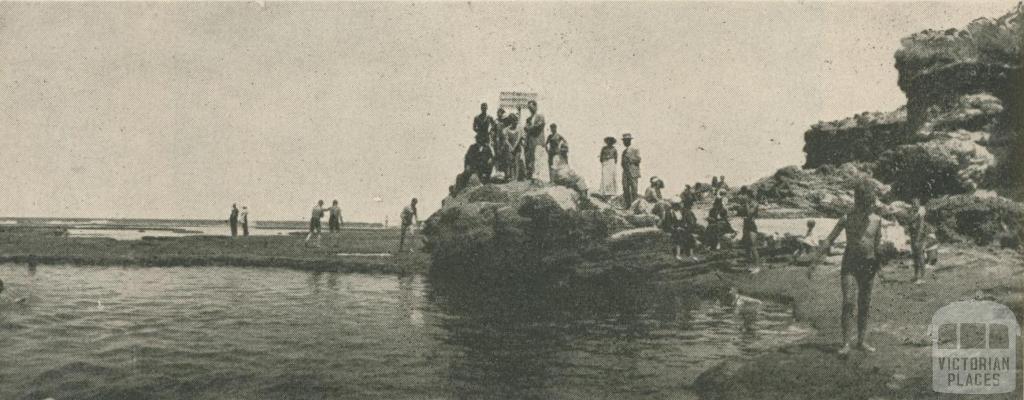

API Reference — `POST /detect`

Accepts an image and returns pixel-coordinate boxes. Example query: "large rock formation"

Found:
[422,181,634,273]
[803,3,1023,200]
[803,108,908,168]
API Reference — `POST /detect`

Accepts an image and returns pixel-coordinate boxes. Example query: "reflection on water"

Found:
[0,264,808,399]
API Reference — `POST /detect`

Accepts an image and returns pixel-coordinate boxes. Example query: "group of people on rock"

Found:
[460,101,570,189]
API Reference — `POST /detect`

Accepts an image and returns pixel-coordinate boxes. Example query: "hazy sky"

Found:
[0,1,1016,222]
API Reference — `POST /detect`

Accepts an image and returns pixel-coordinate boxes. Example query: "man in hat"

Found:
[473,102,495,143]
[523,100,545,179]
[621,133,641,207]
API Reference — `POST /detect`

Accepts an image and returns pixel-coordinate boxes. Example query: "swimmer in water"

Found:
[0,279,27,306]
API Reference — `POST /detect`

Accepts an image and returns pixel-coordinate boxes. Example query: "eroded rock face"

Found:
[422,181,633,271]
[804,3,1023,200]
[803,109,908,168]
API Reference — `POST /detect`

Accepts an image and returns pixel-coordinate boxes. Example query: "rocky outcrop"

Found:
[895,3,1023,198]
[422,181,634,273]
[803,3,1023,200]
[745,163,885,217]
[803,108,908,168]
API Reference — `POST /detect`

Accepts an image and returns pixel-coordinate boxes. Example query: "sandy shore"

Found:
[688,244,1024,399]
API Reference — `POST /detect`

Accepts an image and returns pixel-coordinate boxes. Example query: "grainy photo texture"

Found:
[0,2,1022,399]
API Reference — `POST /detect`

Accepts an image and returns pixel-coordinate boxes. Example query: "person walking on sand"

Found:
[397,198,419,254]
[621,133,641,208]
[599,137,618,198]
[239,206,249,236]
[228,204,239,237]
[328,200,343,233]
[305,200,326,245]
[813,180,885,355]
[907,197,930,284]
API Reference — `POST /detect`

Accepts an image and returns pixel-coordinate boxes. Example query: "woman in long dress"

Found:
[599,137,618,197]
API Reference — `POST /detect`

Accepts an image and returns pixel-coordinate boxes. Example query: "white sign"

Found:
[499,91,538,111]
[931,300,1019,394]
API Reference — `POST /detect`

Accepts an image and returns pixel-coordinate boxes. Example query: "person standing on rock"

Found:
[523,100,545,179]
[501,112,525,182]
[545,123,566,168]
[814,179,884,355]
[228,203,239,237]
[599,137,618,198]
[473,102,495,143]
[398,198,419,253]
[620,133,641,208]
[492,108,509,180]
[464,134,494,183]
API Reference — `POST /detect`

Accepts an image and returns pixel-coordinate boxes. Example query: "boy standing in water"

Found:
[398,198,419,253]
[816,180,884,355]
[305,200,326,246]
[328,200,343,233]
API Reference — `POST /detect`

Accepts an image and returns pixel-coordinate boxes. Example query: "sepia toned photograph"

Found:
[0,1,1022,399]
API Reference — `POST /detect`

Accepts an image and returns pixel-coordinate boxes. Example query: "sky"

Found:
[0,1,1017,222]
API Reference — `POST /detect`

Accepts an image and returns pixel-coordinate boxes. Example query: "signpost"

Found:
[499,91,538,111]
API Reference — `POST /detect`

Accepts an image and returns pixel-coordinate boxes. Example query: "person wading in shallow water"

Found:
[813,179,884,355]
[305,200,326,246]
[398,198,419,253]
[328,200,343,233]
[239,206,249,236]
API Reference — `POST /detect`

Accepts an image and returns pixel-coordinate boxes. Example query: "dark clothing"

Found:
[599,146,617,162]
[473,113,495,141]
[741,202,760,265]
[623,176,638,206]
[524,113,545,178]
[309,217,321,233]
[465,143,494,182]
[229,208,239,237]
[663,209,699,250]
[329,217,341,232]
[242,222,249,236]
[546,133,565,167]
[709,197,729,221]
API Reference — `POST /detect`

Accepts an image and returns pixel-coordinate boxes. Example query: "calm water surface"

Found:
[0,264,809,399]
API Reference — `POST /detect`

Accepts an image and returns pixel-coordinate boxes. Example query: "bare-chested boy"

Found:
[816,179,884,355]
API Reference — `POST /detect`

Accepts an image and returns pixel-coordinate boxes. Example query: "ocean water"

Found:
[0,265,810,399]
